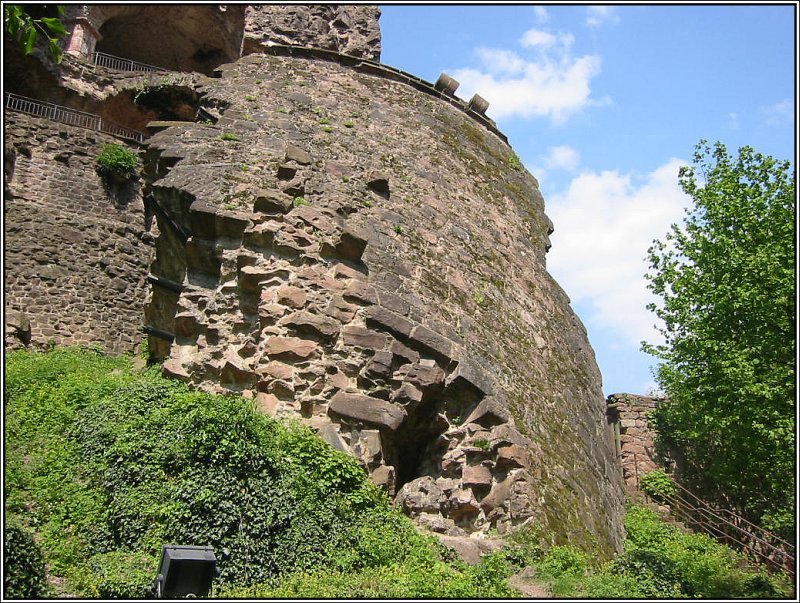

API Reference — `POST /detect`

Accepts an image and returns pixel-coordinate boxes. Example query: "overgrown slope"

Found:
[4,347,790,599]
[3,347,517,598]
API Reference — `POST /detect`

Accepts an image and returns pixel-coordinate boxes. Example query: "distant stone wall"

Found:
[606,393,662,494]
[242,5,382,61]
[4,111,154,353]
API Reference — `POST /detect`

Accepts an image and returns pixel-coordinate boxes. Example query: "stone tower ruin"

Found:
[3,5,625,557]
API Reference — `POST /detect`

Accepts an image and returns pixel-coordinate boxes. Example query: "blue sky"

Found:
[378,3,796,396]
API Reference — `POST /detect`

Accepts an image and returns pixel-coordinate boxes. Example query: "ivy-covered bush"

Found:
[4,348,518,598]
[96,143,139,179]
[4,517,49,599]
[639,469,678,501]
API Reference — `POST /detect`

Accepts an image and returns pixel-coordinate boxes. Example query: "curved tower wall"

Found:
[142,51,625,556]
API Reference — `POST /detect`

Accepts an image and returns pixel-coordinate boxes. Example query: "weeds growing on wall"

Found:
[95,143,140,180]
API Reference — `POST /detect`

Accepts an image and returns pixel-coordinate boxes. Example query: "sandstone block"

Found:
[255,392,278,415]
[317,423,350,453]
[365,306,415,339]
[370,464,395,494]
[259,360,294,381]
[436,535,503,565]
[285,143,312,165]
[447,488,481,520]
[190,201,249,239]
[325,294,360,323]
[358,429,383,462]
[328,390,406,431]
[220,358,257,387]
[321,228,368,262]
[462,464,493,489]
[446,358,495,397]
[289,205,341,236]
[391,381,423,406]
[253,189,293,213]
[390,339,420,365]
[162,358,191,382]
[173,312,200,338]
[279,310,340,338]
[343,281,378,305]
[264,336,318,359]
[464,396,511,428]
[341,325,388,351]
[243,221,281,248]
[495,445,529,469]
[409,324,453,361]
[275,285,307,308]
[364,350,394,380]
[396,476,445,515]
[239,265,275,292]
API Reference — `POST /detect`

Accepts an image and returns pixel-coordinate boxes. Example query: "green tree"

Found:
[4,5,67,63]
[643,140,795,539]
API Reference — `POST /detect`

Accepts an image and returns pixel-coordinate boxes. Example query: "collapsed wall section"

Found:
[141,52,625,557]
[4,112,154,353]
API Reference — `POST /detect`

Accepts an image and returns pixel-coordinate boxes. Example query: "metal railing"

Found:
[92,51,167,73]
[634,456,795,579]
[4,93,144,143]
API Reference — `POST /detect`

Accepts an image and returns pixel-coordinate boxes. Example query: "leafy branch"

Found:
[4,5,67,63]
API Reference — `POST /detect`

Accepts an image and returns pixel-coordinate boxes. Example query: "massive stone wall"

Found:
[4,112,154,353]
[140,51,625,557]
[606,393,662,494]
[4,4,625,558]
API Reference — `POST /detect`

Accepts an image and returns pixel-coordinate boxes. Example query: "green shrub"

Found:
[7,348,490,597]
[96,144,139,179]
[220,132,241,142]
[639,469,678,501]
[4,517,49,599]
[529,505,791,599]
[72,550,156,598]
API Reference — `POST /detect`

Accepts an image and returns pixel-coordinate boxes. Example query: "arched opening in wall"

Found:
[390,378,485,491]
[93,5,245,75]
[98,85,205,136]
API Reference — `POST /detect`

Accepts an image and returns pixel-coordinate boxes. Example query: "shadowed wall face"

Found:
[4,113,154,353]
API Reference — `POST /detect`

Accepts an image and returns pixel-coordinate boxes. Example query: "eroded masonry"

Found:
[3,4,625,557]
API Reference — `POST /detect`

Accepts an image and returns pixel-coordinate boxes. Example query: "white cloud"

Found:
[727,111,740,130]
[544,145,581,171]
[546,159,691,348]
[532,6,550,24]
[762,99,793,126]
[520,28,575,51]
[474,48,527,74]
[450,34,602,123]
[586,6,620,27]
[520,28,558,49]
